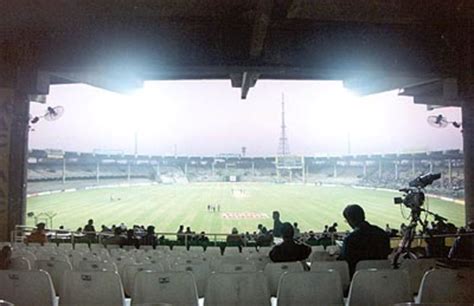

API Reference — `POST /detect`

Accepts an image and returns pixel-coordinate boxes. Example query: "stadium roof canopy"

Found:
[1,1,473,102]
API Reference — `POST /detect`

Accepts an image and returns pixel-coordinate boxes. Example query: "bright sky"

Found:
[29,80,462,156]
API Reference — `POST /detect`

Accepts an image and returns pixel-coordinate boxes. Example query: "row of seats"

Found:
[1,267,473,306]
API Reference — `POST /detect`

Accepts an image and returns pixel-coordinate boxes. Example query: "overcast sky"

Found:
[29,80,462,156]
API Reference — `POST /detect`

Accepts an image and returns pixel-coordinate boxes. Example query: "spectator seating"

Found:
[204,271,271,306]
[418,269,474,304]
[59,270,125,306]
[355,259,392,271]
[216,262,258,273]
[10,257,31,270]
[132,271,199,306]
[277,271,344,306]
[0,270,56,306]
[123,263,166,296]
[77,260,118,272]
[173,262,211,297]
[264,262,305,296]
[310,250,333,262]
[400,258,436,295]
[310,260,350,292]
[35,259,73,295]
[347,269,411,306]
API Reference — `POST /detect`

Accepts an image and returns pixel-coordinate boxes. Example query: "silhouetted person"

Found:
[121,229,139,249]
[0,246,12,270]
[273,211,284,238]
[177,225,185,244]
[141,225,158,248]
[270,222,311,263]
[83,219,96,243]
[449,221,474,260]
[338,204,390,278]
[27,222,48,245]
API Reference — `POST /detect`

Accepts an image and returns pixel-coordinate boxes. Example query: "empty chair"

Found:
[347,269,411,306]
[205,271,270,306]
[35,259,73,294]
[77,260,118,272]
[264,262,304,296]
[36,253,69,263]
[326,245,340,255]
[400,258,436,295]
[205,247,223,257]
[355,259,392,271]
[59,270,125,306]
[311,260,350,292]
[277,271,344,306]
[173,262,210,297]
[123,263,165,296]
[10,257,31,270]
[132,271,199,306]
[258,247,271,256]
[310,251,333,262]
[248,255,272,271]
[224,247,242,256]
[0,270,56,306]
[418,269,474,304]
[216,262,257,273]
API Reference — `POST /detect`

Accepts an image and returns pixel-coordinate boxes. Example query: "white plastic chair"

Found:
[418,269,474,303]
[0,270,56,306]
[263,262,305,296]
[310,251,333,262]
[347,269,411,306]
[10,257,31,270]
[355,259,392,271]
[216,262,257,273]
[132,271,199,306]
[277,271,344,306]
[400,258,436,295]
[59,270,125,306]
[123,263,165,296]
[204,271,271,306]
[172,262,210,297]
[35,259,73,295]
[310,260,350,292]
[76,260,118,272]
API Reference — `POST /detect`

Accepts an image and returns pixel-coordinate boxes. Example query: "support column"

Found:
[0,89,30,241]
[429,160,433,173]
[411,159,416,177]
[462,99,474,224]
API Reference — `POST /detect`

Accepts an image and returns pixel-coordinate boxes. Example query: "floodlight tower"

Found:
[277,93,290,156]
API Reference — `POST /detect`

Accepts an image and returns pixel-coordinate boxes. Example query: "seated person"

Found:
[227,227,243,251]
[27,222,48,245]
[121,229,139,249]
[141,225,158,248]
[305,231,319,245]
[338,204,391,278]
[105,227,125,246]
[0,246,12,270]
[448,221,474,260]
[256,227,273,247]
[269,222,311,263]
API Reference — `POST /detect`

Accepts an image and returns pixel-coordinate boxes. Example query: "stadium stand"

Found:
[27,149,464,199]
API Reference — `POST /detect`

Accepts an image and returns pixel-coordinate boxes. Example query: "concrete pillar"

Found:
[0,88,30,241]
[429,160,433,173]
[62,158,66,184]
[462,100,474,224]
[411,159,416,177]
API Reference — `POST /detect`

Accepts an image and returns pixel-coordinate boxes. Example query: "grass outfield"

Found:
[26,183,465,233]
